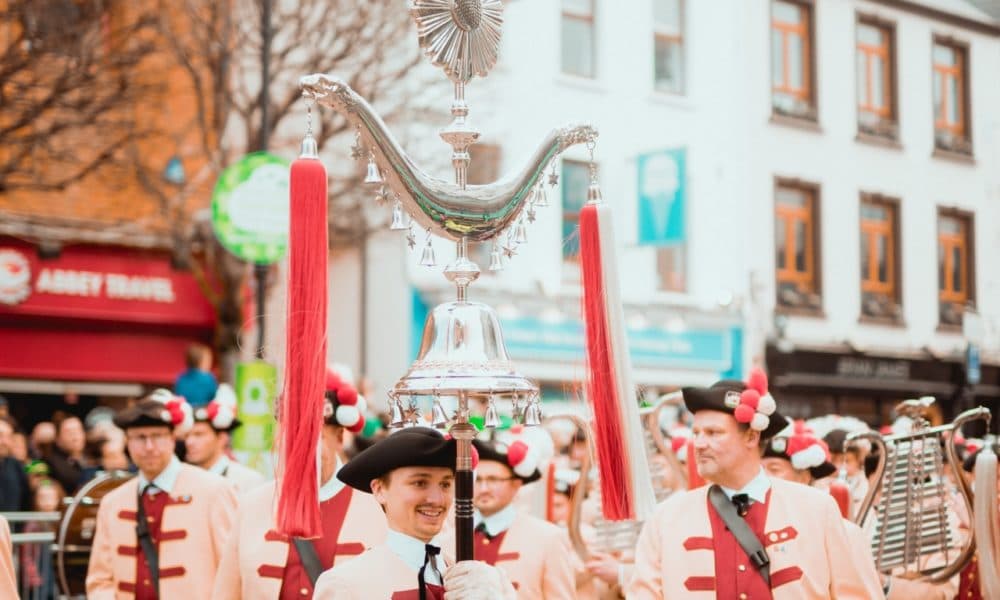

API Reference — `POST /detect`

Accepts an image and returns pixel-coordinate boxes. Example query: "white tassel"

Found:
[973,447,1000,599]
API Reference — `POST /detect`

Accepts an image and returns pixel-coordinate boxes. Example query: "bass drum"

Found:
[55,470,134,597]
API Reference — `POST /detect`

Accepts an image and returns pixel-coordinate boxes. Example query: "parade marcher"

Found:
[313,426,517,600]
[185,383,265,494]
[0,514,17,600]
[441,437,577,599]
[86,389,237,599]
[628,370,883,599]
[213,368,386,600]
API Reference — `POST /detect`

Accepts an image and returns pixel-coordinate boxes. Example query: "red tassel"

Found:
[829,480,851,519]
[276,156,328,538]
[686,439,706,490]
[580,203,633,521]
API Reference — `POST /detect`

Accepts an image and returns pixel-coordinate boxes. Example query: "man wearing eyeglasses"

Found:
[442,437,577,599]
[86,389,237,599]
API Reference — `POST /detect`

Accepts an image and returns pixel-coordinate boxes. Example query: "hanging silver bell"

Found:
[390,200,408,230]
[389,398,404,427]
[484,400,500,429]
[523,400,542,426]
[364,155,383,184]
[488,243,503,271]
[511,394,522,424]
[420,239,436,267]
[534,184,549,207]
[513,218,528,244]
[587,180,603,203]
[431,398,449,428]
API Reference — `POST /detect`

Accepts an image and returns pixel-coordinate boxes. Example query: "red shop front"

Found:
[0,236,216,424]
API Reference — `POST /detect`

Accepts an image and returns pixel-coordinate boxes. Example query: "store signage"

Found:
[34,267,176,302]
[501,316,732,371]
[212,152,290,265]
[835,357,910,380]
[637,147,686,246]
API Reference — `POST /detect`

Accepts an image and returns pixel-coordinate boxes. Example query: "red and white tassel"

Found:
[580,184,656,522]
[276,135,328,538]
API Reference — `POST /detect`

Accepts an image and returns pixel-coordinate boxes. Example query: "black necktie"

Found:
[418,543,442,600]
[732,493,751,517]
[474,521,492,540]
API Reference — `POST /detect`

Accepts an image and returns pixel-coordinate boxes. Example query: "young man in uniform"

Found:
[447,437,577,599]
[628,371,883,599]
[213,369,386,600]
[313,426,517,600]
[185,384,264,493]
[86,389,237,599]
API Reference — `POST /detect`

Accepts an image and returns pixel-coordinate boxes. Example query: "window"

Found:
[467,144,502,272]
[937,211,974,325]
[771,0,816,120]
[653,0,684,94]
[856,19,897,139]
[562,160,591,262]
[859,195,900,320]
[775,180,821,309]
[656,246,685,292]
[932,39,971,154]
[561,0,595,78]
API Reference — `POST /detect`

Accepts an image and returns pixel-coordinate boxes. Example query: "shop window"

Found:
[656,246,685,292]
[653,0,684,94]
[771,0,816,121]
[467,144,502,272]
[856,18,897,140]
[937,210,974,326]
[561,0,595,78]
[775,180,821,311]
[562,160,591,264]
[859,195,901,321]
[932,38,972,155]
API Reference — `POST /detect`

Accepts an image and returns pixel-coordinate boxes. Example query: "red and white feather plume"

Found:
[579,195,656,522]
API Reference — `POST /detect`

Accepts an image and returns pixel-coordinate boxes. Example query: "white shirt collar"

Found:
[719,467,771,504]
[318,458,345,502]
[207,455,230,477]
[473,503,517,537]
[385,528,445,586]
[138,456,182,495]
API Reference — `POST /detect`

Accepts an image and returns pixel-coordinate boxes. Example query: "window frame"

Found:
[561,159,592,265]
[652,0,685,94]
[858,193,902,322]
[770,0,818,122]
[561,0,597,79]
[931,35,973,156]
[936,207,975,326]
[855,14,899,141]
[774,177,823,313]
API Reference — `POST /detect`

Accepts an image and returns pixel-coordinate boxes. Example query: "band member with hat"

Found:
[86,389,237,599]
[313,426,517,600]
[628,369,883,599]
[185,383,265,493]
[0,515,16,598]
[440,437,577,599]
[213,368,386,600]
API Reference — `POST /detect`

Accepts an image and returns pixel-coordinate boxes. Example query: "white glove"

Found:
[443,560,517,600]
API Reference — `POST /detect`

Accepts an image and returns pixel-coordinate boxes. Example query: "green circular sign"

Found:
[212,152,291,264]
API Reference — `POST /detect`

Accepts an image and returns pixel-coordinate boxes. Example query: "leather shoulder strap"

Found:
[292,537,324,586]
[135,488,160,594]
[707,484,770,586]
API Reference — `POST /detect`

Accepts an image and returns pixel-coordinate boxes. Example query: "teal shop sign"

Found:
[638,148,686,246]
[501,317,733,372]
[212,152,291,264]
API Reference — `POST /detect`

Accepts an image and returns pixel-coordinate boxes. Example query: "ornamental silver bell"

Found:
[484,400,500,429]
[364,155,383,184]
[391,200,408,230]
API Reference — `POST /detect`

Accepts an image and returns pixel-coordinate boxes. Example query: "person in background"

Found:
[10,429,28,463]
[185,384,264,494]
[174,343,218,408]
[30,420,56,459]
[20,478,66,599]
[0,416,30,511]
[44,414,88,495]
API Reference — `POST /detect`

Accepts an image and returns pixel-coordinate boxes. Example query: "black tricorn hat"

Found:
[763,436,837,480]
[114,390,192,433]
[682,372,787,440]
[473,439,542,484]
[337,427,458,493]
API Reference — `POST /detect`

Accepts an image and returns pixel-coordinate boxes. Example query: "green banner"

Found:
[212,152,290,264]
[232,361,277,474]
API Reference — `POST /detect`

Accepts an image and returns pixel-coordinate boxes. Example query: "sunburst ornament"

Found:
[410,0,504,84]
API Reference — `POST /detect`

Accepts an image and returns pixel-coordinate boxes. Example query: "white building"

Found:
[321,0,1000,427]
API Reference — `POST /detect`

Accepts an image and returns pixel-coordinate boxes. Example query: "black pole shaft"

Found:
[455,467,474,561]
[254,0,272,360]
